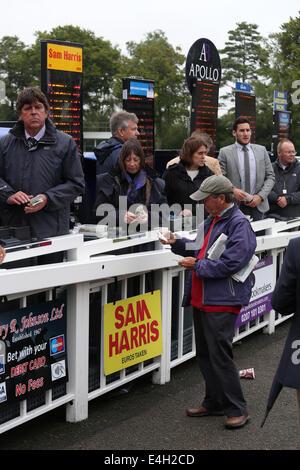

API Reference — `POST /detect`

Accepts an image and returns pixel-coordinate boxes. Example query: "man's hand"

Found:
[24,194,47,213]
[124,211,137,224]
[178,257,196,269]
[245,194,262,207]
[7,191,33,205]
[180,209,193,217]
[233,188,249,202]
[158,231,176,245]
[277,196,288,208]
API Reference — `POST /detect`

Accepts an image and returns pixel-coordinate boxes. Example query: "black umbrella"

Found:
[261,374,283,427]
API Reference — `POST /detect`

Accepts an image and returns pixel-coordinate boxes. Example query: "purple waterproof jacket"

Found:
[171,204,257,307]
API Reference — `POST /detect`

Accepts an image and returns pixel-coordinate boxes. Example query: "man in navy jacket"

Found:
[160,175,256,429]
[94,111,139,175]
[0,87,85,242]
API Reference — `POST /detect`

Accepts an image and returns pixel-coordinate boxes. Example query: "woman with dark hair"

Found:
[163,136,214,217]
[94,139,167,231]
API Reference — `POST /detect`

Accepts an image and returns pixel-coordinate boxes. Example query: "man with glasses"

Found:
[268,139,300,219]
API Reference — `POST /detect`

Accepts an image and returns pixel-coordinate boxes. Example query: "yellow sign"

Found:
[274,98,288,105]
[104,290,163,375]
[275,92,286,99]
[47,43,82,73]
[275,104,286,111]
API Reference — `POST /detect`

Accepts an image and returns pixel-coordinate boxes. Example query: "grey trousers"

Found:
[193,308,248,418]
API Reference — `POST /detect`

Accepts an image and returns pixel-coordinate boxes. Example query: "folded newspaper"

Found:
[207,233,228,260]
[207,233,258,282]
[231,254,259,282]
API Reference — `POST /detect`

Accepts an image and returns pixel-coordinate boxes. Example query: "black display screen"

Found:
[190,80,219,149]
[122,78,155,166]
[275,111,290,141]
[235,92,256,143]
[41,40,83,153]
[272,110,291,158]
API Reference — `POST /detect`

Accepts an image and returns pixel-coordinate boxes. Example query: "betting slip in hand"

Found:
[158,232,168,242]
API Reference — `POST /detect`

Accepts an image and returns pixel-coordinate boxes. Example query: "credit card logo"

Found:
[0,382,7,403]
[50,335,65,356]
[0,355,4,374]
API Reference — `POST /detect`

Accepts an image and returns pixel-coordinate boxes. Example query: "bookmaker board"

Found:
[41,40,83,153]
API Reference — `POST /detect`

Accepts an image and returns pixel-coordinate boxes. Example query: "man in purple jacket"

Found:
[160,175,256,429]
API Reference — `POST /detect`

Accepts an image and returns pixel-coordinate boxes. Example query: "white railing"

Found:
[0,218,299,433]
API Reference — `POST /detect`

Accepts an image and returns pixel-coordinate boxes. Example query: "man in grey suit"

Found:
[218,117,275,220]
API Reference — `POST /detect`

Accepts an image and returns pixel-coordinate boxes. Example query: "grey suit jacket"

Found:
[218,143,275,213]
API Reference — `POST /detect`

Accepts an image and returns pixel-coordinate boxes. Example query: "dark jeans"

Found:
[193,308,247,418]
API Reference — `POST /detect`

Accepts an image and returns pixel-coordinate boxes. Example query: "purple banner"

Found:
[235,256,274,328]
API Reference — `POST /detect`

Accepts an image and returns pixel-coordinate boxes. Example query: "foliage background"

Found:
[0,14,299,152]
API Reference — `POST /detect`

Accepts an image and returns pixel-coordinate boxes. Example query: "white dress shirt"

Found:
[25,124,46,142]
[236,142,256,195]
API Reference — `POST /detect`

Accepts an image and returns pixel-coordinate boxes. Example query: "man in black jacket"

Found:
[268,237,300,423]
[0,87,85,243]
[94,111,139,175]
[268,139,300,219]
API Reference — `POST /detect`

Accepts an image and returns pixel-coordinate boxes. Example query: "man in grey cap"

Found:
[160,175,256,429]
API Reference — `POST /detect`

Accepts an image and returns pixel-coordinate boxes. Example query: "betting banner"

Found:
[235,257,274,328]
[104,291,162,375]
[0,298,67,405]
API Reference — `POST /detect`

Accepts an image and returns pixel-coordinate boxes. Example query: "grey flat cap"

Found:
[190,175,234,201]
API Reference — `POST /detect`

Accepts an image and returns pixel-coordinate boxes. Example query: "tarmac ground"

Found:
[0,318,299,454]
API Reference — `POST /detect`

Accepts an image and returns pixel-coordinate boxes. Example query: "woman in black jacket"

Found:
[163,136,214,217]
[95,139,167,232]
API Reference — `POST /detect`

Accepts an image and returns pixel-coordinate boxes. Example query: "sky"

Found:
[2,0,300,57]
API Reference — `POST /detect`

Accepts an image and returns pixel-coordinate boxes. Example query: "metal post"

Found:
[152,269,172,385]
[66,282,90,422]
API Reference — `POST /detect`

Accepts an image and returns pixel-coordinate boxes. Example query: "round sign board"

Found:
[185,38,222,94]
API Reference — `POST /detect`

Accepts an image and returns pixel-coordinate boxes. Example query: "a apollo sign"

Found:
[185,38,221,94]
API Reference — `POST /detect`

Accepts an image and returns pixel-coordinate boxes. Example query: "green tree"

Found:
[0,36,37,118]
[0,27,121,126]
[116,30,190,147]
[267,13,300,150]
[216,110,235,149]
[220,22,269,87]
[250,80,274,149]
[218,22,275,150]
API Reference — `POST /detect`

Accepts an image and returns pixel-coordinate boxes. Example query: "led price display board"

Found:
[272,110,291,158]
[186,39,221,152]
[275,111,290,140]
[190,80,219,148]
[122,78,155,166]
[235,92,256,143]
[41,40,83,153]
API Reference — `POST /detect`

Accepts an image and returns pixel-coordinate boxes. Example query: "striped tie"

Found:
[27,137,37,149]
